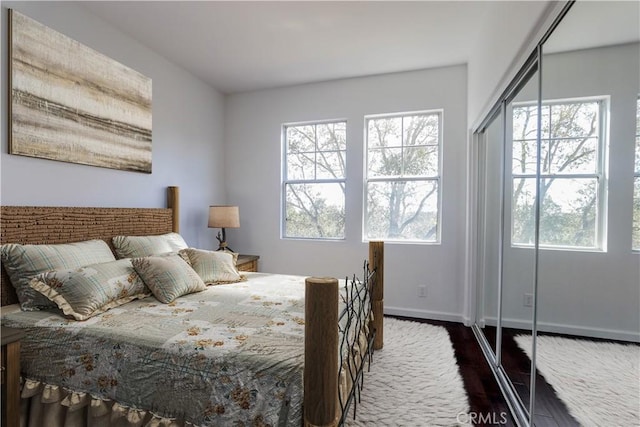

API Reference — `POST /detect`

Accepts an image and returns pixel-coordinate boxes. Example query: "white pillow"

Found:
[29,259,150,320]
[112,232,188,259]
[179,248,244,285]
[131,253,206,304]
[1,239,116,311]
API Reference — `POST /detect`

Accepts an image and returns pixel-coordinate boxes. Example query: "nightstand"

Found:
[237,255,259,272]
[1,326,23,427]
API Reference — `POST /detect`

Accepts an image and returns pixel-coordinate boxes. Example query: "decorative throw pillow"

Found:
[29,259,150,321]
[1,240,117,311]
[179,248,244,285]
[131,254,206,304]
[112,233,189,259]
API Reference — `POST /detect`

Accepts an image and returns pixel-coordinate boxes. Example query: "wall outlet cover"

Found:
[523,293,534,307]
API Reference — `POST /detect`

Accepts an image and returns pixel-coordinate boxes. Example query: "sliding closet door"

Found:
[475,108,504,356]
[500,66,540,419]
[533,2,640,425]
[470,2,640,425]
[473,56,541,426]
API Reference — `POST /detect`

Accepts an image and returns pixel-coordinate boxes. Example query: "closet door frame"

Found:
[469,2,576,426]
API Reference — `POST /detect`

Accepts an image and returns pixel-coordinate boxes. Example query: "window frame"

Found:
[363,109,444,244]
[510,96,609,251]
[281,119,347,241]
[633,97,640,251]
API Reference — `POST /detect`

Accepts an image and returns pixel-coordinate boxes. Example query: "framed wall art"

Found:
[9,10,153,173]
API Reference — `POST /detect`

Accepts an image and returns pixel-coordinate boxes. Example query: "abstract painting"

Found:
[9,10,152,173]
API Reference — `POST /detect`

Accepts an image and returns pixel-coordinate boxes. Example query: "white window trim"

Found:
[633,97,640,251]
[362,109,444,244]
[510,96,609,252]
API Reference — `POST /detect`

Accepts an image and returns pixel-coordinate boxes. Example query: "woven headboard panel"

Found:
[1,187,179,306]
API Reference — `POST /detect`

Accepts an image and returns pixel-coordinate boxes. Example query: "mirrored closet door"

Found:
[473,55,541,425]
[473,1,640,426]
[533,2,640,426]
[501,68,539,416]
[475,104,503,357]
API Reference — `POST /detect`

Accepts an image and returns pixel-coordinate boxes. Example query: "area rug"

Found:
[345,318,470,426]
[515,335,640,427]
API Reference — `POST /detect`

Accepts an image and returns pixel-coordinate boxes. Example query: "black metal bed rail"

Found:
[336,259,377,426]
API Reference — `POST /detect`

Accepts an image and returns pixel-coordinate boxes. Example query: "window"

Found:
[511,99,606,249]
[364,111,441,242]
[282,121,346,239]
[633,98,640,250]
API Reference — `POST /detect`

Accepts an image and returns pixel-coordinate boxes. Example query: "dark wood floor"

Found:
[388,316,579,427]
[480,326,580,427]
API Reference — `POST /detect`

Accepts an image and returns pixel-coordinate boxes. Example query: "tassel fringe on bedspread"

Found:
[20,379,196,427]
[19,336,370,427]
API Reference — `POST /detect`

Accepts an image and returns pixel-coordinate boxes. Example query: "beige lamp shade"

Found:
[208,206,240,229]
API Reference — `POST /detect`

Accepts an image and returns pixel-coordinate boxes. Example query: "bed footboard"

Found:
[304,241,384,427]
[369,241,384,350]
[304,277,339,427]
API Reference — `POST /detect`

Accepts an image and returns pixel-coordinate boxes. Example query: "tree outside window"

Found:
[282,121,346,239]
[511,99,605,249]
[364,111,441,242]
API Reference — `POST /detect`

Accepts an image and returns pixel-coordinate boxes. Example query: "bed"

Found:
[0,187,384,427]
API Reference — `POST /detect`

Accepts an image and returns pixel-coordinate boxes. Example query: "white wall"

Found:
[463,1,557,324]
[0,1,571,324]
[495,44,640,341]
[1,2,226,249]
[225,66,468,322]
[467,1,553,127]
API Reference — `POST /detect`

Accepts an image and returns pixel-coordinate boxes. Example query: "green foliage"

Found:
[285,203,345,239]
[284,122,346,239]
[365,113,440,241]
[284,113,442,241]
[512,101,600,248]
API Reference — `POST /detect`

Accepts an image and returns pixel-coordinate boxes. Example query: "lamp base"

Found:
[216,229,233,252]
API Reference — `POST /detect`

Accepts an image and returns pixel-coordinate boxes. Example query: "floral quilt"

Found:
[1,272,331,427]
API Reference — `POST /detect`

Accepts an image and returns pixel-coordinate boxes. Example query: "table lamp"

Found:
[208,205,240,251]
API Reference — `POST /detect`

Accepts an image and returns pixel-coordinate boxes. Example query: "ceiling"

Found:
[80,1,496,95]
[78,1,638,95]
[543,1,640,54]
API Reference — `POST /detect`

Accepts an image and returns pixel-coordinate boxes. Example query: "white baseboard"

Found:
[480,316,640,343]
[462,316,474,327]
[384,306,464,324]
[538,320,639,342]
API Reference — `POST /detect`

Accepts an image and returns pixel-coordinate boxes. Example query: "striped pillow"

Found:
[179,248,244,285]
[131,253,206,304]
[29,259,150,320]
[112,233,188,259]
[1,240,116,311]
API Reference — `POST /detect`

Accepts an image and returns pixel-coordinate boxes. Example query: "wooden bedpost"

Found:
[304,277,339,427]
[369,241,384,350]
[167,186,180,233]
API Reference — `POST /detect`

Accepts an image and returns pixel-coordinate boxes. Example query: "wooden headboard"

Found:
[1,186,180,306]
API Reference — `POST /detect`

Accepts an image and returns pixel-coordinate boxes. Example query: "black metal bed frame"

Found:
[336,259,378,426]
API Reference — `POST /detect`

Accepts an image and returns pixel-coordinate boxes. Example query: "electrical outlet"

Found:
[523,293,534,307]
[418,285,427,297]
